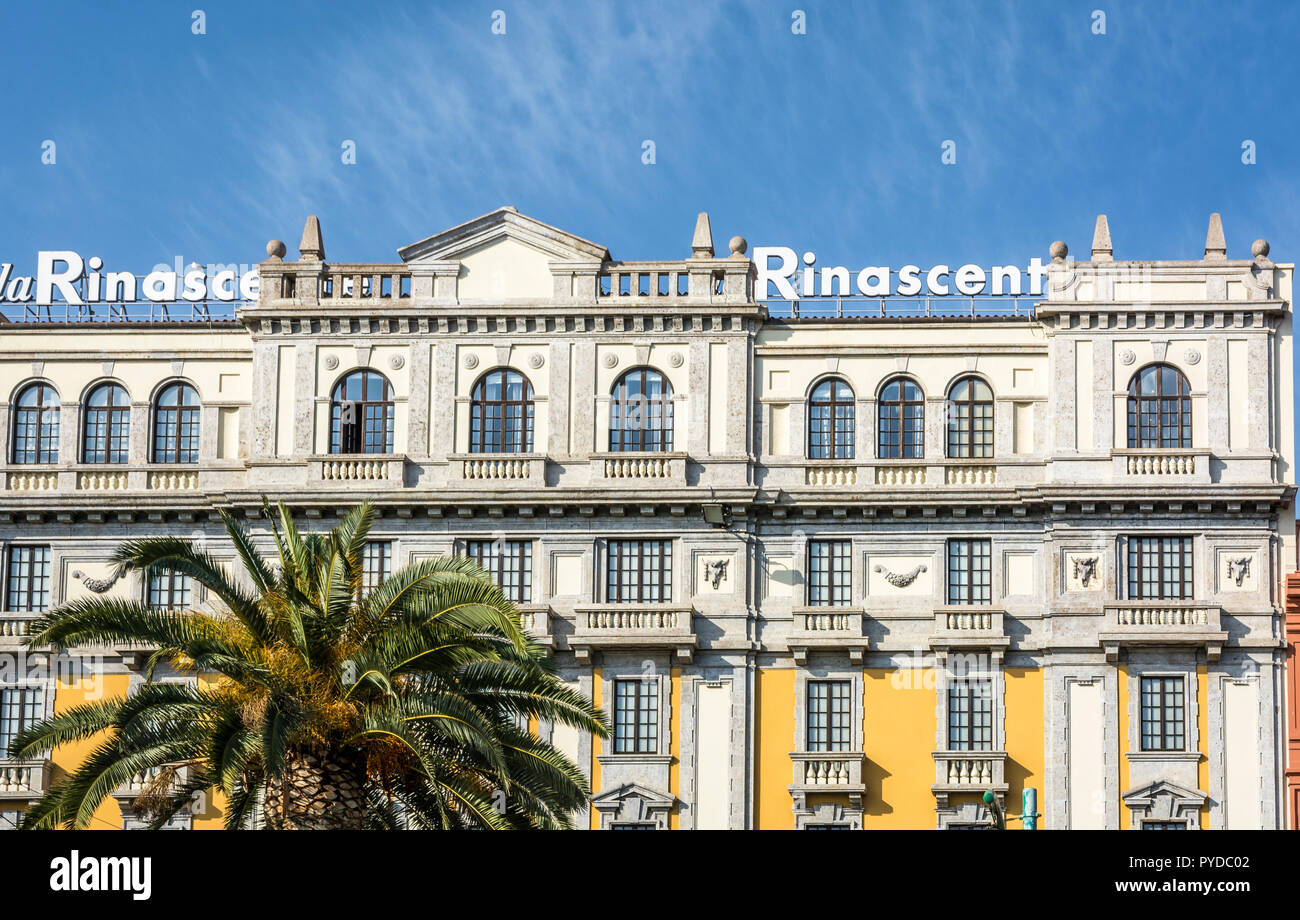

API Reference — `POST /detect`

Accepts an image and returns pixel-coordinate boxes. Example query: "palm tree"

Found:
[8,501,608,830]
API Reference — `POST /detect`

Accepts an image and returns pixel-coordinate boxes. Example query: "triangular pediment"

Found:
[1121,779,1207,803]
[396,206,609,264]
[590,782,675,808]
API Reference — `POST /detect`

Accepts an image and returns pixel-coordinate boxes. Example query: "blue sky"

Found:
[2,0,1296,272]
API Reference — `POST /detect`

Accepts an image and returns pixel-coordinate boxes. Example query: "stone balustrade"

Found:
[805,464,858,487]
[320,456,391,482]
[147,469,199,491]
[788,607,869,663]
[6,470,58,491]
[930,607,1009,652]
[0,759,51,798]
[78,470,130,491]
[789,751,865,792]
[1099,601,1226,662]
[591,452,686,485]
[0,611,40,648]
[569,604,696,663]
[875,464,926,486]
[451,454,544,484]
[932,750,1007,795]
[945,464,997,486]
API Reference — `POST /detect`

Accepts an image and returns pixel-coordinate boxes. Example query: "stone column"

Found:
[405,342,429,460]
[687,341,710,457]
[1205,335,1228,454]
[1053,336,1076,453]
[571,341,597,458]
[431,343,456,458]
[548,341,571,460]
[249,343,279,461]
[293,343,318,457]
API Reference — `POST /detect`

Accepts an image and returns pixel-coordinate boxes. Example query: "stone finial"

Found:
[1090,215,1112,262]
[1252,238,1270,260]
[299,215,325,262]
[690,212,714,259]
[1049,240,1068,262]
[729,235,748,258]
[266,239,286,261]
[1203,212,1226,261]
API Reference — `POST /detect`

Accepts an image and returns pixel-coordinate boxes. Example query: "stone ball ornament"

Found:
[463,353,480,369]
[1049,241,1068,261]
[323,354,340,371]
[266,239,287,260]
[729,236,748,256]
[388,353,405,370]
[1252,238,1270,259]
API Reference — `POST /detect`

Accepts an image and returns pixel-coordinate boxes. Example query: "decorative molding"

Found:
[1184,348,1202,366]
[872,563,927,588]
[1226,556,1251,587]
[323,354,340,371]
[463,353,479,370]
[705,559,728,589]
[387,353,405,370]
[1119,349,1136,366]
[668,351,684,368]
[528,352,545,369]
[72,568,124,594]
[1073,556,1098,587]
[603,353,619,369]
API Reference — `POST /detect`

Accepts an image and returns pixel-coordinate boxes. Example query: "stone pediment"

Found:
[396,206,609,265]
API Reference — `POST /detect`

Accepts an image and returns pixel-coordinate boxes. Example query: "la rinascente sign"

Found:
[753,246,1050,299]
[0,251,259,304]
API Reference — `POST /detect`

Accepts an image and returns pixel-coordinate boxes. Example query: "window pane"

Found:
[464,539,532,604]
[614,679,658,754]
[807,540,851,606]
[606,540,671,603]
[807,680,851,752]
[6,546,51,612]
[947,539,991,605]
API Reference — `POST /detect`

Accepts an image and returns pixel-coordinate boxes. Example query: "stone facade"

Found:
[0,207,1293,829]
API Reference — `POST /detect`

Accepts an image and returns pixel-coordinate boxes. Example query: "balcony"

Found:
[932,750,1008,806]
[449,453,546,485]
[789,751,865,809]
[1099,601,1226,662]
[788,607,870,664]
[0,611,41,650]
[114,764,191,802]
[929,606,1010,651]
[590,452,687,486]
[1112,448,1210,483]
[517,604,553,648]
[0,759,52,799]
[803,461,860,488]
[569,604,696,663]
[4,469,58,492]
[313,454,407,485]
[943,463,997,487]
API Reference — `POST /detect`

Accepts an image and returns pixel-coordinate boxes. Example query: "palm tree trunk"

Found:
[263,749,368,830]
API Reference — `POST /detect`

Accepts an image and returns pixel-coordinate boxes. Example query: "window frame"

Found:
[612,677,659,754]
[945,376,994,459]
[806,539,852,607]
[0,685,44,755]
[463,538,533,604]
[807,377,855,460]
[877,376,925,459]
[946,538,992,605]
[469,368,535,454]
[5,545,51,613]
[11,382,60,465]
[329,369,395,455]
[947,677,994,751]
[361,540,392,591]
[1127,536,1193,601]
[1126,363,1192,449]
[609,367,674,453]
[805,679,852,753]
[605,539,672,604]
[82,382,131,464]
[151,382,201,464]
[1139,675,1186,752]
[146,570,193,611]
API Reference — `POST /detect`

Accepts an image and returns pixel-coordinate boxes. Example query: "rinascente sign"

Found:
[753,246,1050,299]
[0,251,259,305]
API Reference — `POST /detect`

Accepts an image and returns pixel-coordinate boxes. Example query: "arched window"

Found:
[808,377,855,459]
[878,377,924,459]
[1127,364,1191,448]
[152,382,201,463]
[470,369,534,453]
[946,376,994,458]
[11,383,59,464]
[83,383,130,464]
[330,370,394,454]
[610,368,674,452]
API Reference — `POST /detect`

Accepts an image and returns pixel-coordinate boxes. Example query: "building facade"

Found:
[0,207,1293,829]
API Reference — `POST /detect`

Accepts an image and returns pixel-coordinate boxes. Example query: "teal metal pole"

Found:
[1022,788,1038,830]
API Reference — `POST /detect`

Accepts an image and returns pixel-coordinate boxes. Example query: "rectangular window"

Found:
[1128,536,1193,600]
[464,539,532,604]
[1140,676,1185,751]
[6,546,51,612]
[947,539,992,605]
[807,540,852,606]
[361,541,392,591]
[948,678,993,751]
[147,572,193,611]
[613,679,658,754]
[806,680,851,752]
[1141,821,1187,830]
[606,540,672,603]
[0,687,43,753]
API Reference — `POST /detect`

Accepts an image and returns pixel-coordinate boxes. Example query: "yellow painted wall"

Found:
[755,667,795,829]
[1004,667,1044,829]
[863,668,937,829]
[50,672,130,830]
